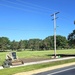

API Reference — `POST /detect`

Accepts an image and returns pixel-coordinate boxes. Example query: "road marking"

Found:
[47,67,75,75]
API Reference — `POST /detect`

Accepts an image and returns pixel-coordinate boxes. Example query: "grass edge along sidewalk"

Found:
[14,62,75,75]
[0,58,75,75]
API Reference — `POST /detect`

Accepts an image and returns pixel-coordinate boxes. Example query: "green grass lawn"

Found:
[0,49,75,65]
[0,49,75,75]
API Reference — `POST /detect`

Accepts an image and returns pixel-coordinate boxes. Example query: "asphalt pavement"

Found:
[34,65,75,75]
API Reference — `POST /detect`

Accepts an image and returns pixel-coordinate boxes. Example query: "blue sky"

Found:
[0,0,75,41]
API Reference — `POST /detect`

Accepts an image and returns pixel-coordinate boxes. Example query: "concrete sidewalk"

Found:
[0,57,75,70]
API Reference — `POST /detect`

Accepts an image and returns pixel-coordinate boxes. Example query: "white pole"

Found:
[51,12,59,58]
[54,13,56,58]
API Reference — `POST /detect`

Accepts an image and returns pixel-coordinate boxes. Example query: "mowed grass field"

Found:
[0,49,75,65]
[0,49,75,75]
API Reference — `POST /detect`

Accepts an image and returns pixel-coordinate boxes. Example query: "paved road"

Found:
[34,65,75,75]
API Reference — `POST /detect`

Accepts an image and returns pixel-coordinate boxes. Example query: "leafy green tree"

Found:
[22,40,28,50]
[44,36,54,50]
[28,39,35,50]
[10,40,18,50]
[18,40,25,50]
[68,30,75,48]
[44,35,67,50]
[39,40,45,50]
[34,39,41,50]
[56,35,67,49]
[28,39,42,50]
[0,37,10,51]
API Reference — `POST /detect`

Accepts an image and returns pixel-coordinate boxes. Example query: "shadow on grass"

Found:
[46,54,75,57]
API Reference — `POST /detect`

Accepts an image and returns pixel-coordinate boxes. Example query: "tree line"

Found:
[0,30,75,51]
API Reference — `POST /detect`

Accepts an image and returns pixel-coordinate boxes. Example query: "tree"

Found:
[44,35,67,50]
[0,37,10,51]
[56,35,67,49]
[22,40,28,50]
[68,30,75,48]
[44,36,54,50]
[28,39,35,50]
[33,39,41,50]
[10,40,18,50]
[0,35,69,51]
[28,39,41,50]
[18,40,25,50]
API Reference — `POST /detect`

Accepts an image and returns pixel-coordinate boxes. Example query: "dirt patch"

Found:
[19,54,75,63]
[19,58,51,63]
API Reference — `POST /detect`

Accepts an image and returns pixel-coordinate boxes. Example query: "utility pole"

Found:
[51,12,59,58]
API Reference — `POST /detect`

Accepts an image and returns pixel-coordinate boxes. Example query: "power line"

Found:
[17,0,72,21]
[16,0,56,12]
[0,4,48,14]
[0,3,35,12]
[1,0,72,21]
[1,0,55,14]
[2,0,43,10]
